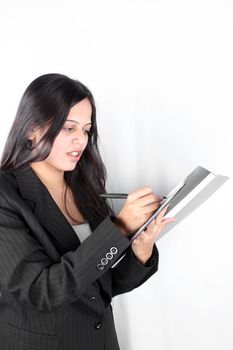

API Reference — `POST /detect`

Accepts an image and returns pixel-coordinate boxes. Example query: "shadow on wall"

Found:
[112,296,132,350]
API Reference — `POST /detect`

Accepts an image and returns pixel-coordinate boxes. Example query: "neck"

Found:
[29,161,67,193]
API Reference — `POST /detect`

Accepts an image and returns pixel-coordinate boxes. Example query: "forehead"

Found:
[66,98,92,122]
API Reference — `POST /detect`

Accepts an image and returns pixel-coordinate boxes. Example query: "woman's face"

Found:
[30,97,92,172]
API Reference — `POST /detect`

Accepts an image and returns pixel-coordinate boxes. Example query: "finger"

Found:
[156,205,169,221]
[128,186,153,200]
[145,216,175,241]
[138,194,163,207]
[140,201,161,214]
[140,202,169,221]
[146,218,156,229]
[146,219,163,239]
[154,206,172,225]
[162,217,175,225]
[155,216,175,228]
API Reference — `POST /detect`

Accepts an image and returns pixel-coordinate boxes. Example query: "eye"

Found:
[63,127,74,132]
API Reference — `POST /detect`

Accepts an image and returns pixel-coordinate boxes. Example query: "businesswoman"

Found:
[0,73,174,350]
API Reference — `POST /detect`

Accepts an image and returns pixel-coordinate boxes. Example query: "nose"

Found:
[72,134,86,147]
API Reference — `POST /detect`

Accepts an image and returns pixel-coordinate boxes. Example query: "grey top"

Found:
[72,222,92,243]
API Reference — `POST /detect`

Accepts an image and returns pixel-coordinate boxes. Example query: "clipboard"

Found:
[129,166,229,242]
[111,166,229,268]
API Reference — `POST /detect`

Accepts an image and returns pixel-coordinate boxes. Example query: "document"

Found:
[130,166,229,242]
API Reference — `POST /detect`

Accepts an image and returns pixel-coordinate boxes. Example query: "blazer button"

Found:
[94,321,102,329]
[110,247,118,255]
[97,263,104,271]
[106,252,113,260]
[101,257,108,265]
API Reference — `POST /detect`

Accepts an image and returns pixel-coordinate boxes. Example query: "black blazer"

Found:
[0,167,159,350]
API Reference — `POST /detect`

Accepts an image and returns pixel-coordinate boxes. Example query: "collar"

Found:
[13,166,82,252]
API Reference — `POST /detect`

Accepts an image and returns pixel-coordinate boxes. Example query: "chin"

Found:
[64,163,79,171]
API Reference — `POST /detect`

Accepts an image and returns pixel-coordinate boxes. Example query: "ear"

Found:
[27,126,42,141]
[27,125,48,143]
[28,131,33,139]
[27,129,36,141]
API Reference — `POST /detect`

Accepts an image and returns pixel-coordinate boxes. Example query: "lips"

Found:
[68,151,80,156]
[67,150,82,161]
[67,150,82,156]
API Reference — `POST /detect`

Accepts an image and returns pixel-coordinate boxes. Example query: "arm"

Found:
[0,193,130,313]
[110,199,175,297]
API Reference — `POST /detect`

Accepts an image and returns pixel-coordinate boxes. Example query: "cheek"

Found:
[48,135,67,159]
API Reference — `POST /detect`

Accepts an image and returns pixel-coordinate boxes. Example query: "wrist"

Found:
[132,248,153,266]
[110,215,130,237]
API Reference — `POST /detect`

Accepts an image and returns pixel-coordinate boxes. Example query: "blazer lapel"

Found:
[14,166,82,253]
[14,166,113,301]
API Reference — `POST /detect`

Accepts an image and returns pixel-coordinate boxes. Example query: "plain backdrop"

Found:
[0,1,232,349]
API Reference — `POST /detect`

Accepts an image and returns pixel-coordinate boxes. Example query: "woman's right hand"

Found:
[116,186,163,236]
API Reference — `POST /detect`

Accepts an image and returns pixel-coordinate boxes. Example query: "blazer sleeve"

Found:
[0,192,130,313]
[111,243,159,297]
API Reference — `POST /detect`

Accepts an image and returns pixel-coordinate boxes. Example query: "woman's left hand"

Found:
[131,205,175,265]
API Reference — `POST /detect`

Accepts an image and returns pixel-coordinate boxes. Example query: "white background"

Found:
[0,1,232,349]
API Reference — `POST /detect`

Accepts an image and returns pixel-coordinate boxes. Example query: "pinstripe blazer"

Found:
[0,167,159,350]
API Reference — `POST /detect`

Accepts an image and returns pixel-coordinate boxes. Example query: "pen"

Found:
[100,193,128,199]
[100,193,166,199]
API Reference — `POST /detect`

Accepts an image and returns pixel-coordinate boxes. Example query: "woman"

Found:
[0,73,174,350]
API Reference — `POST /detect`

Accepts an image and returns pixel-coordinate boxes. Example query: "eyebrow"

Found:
[66,119,92,126]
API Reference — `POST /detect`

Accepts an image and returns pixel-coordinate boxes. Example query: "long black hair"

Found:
[0,73,114,225]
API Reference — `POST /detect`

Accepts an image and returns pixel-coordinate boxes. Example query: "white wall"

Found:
[0,1,232,349]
